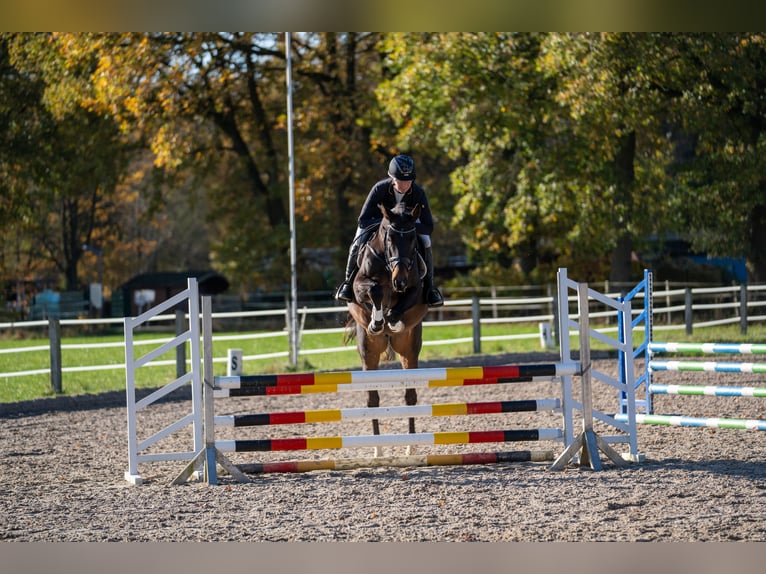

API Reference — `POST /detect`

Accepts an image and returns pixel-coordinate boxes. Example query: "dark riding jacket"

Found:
[357,178,435,236]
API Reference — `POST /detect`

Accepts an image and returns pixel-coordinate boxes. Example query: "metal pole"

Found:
[286,32,299,367]
[471,296,481,354]
[82,243,104,317]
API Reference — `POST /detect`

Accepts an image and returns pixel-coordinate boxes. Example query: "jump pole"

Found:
[650,360,766,374]
[649,342,766,354]
[615,413,766,431]
[237,450,555,474]
[648,384,766,398]
[551,282,628,470]
[214,398,562,427]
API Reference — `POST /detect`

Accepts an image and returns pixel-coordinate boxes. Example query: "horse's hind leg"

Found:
[398,339,421,456]
[404,388,417,456]
[358,319,387,456]
[367,390,383,457]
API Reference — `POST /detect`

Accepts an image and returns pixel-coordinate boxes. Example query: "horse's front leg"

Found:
[385,288,420,333]
[366,284,385,335]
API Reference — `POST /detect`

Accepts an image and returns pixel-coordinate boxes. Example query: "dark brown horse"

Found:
[346,203,429,455]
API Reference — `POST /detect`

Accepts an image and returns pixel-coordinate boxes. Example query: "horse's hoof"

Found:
[405,445,415,456]
[368,322,384,335]
[374,446,383,458]
[388,320,405,333]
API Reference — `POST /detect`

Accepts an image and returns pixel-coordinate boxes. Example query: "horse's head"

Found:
[380,203,421,293]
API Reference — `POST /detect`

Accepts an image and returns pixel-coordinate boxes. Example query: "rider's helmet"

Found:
[388,154,416,181]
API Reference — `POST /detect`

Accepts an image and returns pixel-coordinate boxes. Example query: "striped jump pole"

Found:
[213,364,577,398]
[214,399,561,427]
[214,363,578,389]
[616,413,766,431]
[237,450,556,474]
[649,360,766,374]
[649,342,766,355]
[216,428,564,453]
[214,377,564,398]
[649,384,766,398]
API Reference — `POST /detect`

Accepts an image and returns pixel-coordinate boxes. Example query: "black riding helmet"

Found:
[388,154,416,181]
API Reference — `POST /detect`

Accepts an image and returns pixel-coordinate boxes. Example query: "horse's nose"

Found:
[392,269,408,292]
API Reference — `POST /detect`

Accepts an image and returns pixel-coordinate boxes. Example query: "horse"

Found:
[345,202,430,456]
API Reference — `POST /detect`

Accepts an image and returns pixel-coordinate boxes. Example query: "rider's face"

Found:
[392,178,412,193]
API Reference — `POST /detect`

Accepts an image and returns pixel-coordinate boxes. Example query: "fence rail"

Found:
[2,279,766,393]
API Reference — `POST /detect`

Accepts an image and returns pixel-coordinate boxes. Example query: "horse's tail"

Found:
[343,315,357,345]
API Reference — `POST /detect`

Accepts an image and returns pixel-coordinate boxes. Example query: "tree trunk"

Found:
[748,202,766,283]
[609,130,636,284]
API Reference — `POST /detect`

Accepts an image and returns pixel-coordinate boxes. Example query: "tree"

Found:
[377,33,560,282]
[1,33,130,293]
[36,33,399,293]
[530,33,684,283]
[379,33,686,284]
[670,33,766,282]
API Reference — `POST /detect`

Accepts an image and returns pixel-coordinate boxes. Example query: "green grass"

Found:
[0,323,542,403]
[2,321,765,404]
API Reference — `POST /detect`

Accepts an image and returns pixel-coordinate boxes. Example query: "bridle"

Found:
[367,220,418,274]
[383,223,418,273]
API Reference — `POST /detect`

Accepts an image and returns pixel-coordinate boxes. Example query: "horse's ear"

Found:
[379,203,390,220]
[412,204,421,220]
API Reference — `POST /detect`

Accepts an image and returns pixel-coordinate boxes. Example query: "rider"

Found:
[335,154,444,307]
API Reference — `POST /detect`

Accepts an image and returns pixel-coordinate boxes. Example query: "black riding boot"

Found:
[335,240,360,302]
[423,246,444,307]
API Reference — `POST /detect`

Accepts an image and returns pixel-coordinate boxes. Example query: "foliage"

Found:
[667,33,766,282]
[1,33,131,292]
[377,33,688,284]
[4,32,766,299]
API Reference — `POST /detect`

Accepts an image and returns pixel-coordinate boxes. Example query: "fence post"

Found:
[48,317,62,394]
[175,308,186,377]
[665,280,671,325]
[740,283,748,335]
[547,283,554,319]
[472,296,481,354]
[684,288,693,335]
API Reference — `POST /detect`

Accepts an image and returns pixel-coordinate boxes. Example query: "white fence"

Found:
[2,280,766,393]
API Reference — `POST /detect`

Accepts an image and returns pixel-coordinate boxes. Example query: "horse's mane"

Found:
[384,202,416,226]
